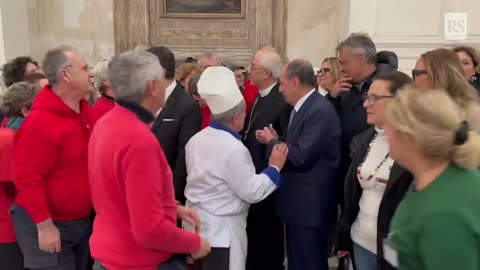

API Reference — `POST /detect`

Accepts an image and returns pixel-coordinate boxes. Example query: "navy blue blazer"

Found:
[267,91,341,227]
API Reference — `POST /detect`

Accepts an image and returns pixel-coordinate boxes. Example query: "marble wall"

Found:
[25,0,115,64]
[341,0,480,74]
[286,0,340,67]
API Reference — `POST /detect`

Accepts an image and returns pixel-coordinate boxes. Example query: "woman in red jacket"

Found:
[0,82,40,270]
[91,59,115,126]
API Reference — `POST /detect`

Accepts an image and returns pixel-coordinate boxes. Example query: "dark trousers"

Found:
[10,204,91,270]
[285,223,329,270]
[195,248,229,270]
[246,196,284,270]
[0,242,24,270]
[94,255,188,270]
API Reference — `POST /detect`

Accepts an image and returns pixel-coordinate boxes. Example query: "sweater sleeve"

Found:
[14,120,57,224]
[417,214,478,270]
[123,139,201,254]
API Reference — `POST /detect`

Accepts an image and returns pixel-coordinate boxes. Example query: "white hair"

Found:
[93,59,109,92]
[198,52,221,67]
[255,51,283,79]
[108,51,164,103]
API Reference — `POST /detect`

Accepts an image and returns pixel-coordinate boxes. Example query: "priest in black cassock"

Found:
[242,51,291,270]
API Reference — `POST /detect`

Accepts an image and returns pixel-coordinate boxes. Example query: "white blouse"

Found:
[350,128,394,254]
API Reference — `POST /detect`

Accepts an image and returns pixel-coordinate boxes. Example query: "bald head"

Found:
[257,45,277,54]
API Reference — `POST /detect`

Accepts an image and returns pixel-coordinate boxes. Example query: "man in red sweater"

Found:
[11,46,94,270]
[89,50,210,270]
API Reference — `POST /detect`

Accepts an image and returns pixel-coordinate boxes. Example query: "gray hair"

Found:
[198,52,221,66]
[93,59,110,95]
[42,45,77,86]
[221,59,236,71]
[211,100,246,125]
[108,51,164,103]
[134,43,152,51]
[255,51,283,79]
[285,59,315,88]
[337,32,377,64]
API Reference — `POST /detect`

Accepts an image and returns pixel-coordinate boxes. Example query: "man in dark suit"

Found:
[242,51,290,270]
[148,46,202,204]
[257,59,341,270]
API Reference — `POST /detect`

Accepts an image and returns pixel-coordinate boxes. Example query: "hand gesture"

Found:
[177,205,201,233]
[37,219,61,253]
[269,143,289,170]
[191,238,211,259]
[331,75,353,98]
[256,124,278,144]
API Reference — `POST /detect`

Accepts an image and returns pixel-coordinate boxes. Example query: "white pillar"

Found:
[0,0,31,65]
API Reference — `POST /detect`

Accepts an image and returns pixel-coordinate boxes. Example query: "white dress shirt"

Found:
[293,88,316,112]
[155,80,177,117]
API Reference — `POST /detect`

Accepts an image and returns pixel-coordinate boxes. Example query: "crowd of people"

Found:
[0,32,480,270]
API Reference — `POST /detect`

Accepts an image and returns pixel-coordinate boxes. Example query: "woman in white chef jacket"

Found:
[184,66,288,270]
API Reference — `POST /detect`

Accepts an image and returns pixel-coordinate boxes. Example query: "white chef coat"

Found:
[184,122,281,270]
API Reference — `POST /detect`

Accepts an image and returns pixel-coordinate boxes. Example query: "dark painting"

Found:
[165,0,243,14]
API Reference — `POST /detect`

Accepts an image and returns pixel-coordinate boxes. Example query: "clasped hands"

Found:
[255,124,278,144]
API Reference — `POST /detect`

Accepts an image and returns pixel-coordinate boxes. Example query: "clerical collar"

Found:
[259,82,277,97]
[115,99,154,124]
[209,122,242,140]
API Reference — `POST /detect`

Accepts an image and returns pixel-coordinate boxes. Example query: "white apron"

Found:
[184,204,248,270]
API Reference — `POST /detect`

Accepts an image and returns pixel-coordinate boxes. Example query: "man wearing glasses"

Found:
[10,46,95,270]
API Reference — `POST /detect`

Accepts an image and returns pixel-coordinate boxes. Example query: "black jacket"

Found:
[336,127,413,270]
[151,82,201,204]
[242,82,291,173]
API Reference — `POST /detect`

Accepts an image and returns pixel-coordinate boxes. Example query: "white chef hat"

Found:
[197,66,244,115]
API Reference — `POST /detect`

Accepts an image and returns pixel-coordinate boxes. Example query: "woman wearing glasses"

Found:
[336,71,413,270]
[317,57,340,95]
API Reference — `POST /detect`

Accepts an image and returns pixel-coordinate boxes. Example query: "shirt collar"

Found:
[115,98,154,124]
[293,88,315,112]
[165,80,177,101]
[259,82,278,97]
[209,122,242,140]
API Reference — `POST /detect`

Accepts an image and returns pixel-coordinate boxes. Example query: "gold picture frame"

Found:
[161,0,246,19]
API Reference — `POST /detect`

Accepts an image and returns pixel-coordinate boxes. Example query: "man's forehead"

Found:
[65,51,86,64]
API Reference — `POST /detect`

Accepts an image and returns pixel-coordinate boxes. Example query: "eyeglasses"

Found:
[317,68,331,77]
[411,69,428,80]
[363,94,393,104]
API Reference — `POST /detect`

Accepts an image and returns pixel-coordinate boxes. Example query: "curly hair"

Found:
[2,56,38,87]
[1,82,41,117]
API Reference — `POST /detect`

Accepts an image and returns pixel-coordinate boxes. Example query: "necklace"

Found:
[357,133,392,182]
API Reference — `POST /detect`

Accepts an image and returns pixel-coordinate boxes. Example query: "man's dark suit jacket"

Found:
[268,91,341,227]
[243,82,291,173]
[151,82,201,203]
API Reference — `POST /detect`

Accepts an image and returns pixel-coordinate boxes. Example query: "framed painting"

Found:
[161,0,246,19]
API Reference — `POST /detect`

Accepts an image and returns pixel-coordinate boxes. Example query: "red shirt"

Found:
[200,105,211,129]
[90,95,115,126]
[0,128,16,243]
[242,80,259,115]
[14,86,92,224]
[89,104,201,270]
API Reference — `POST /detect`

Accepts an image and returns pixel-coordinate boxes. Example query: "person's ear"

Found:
[21,106,30,118]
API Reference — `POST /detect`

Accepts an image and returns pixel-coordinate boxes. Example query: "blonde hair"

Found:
[1,82,40,117]
[176,63,201,82]
[386,88,480,169]
[322,57,340,83]
[421,48,479,107]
